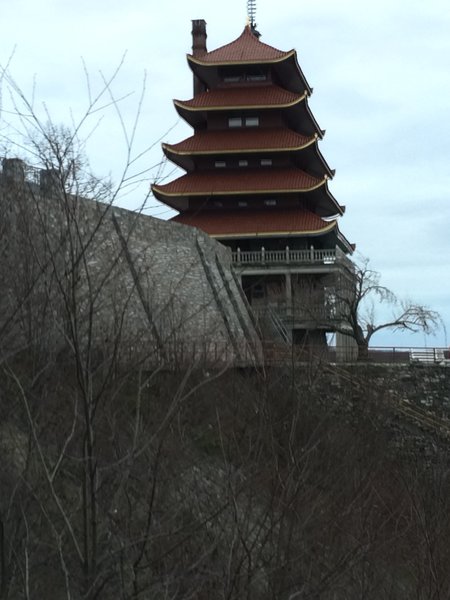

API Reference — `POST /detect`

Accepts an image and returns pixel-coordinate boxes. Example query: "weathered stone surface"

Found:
[285,362,450,460]
[0,159,262,366]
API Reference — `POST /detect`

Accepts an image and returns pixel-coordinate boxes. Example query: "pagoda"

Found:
[152,18,354,349]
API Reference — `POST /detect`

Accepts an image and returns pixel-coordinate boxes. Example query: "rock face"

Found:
[0,158,261,366]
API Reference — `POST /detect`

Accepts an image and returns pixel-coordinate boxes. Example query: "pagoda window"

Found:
[245,66,268,82]
[264,199,277,206]
[238,160,248,167]
[245,116,259,127]
[228,117,243,128]
[261,158,272,166]
[215,160,226,168]
[220,66,268,84]
[246,73,267,82]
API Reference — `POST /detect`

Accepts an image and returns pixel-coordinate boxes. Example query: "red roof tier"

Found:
[175,93,322,137]
[188,26,292,65]
[152,168,322,197]
[172,207,336,238]
[163,129,315,155]
[174,85,305,110]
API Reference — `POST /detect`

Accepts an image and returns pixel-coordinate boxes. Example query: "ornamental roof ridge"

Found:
[187,25,293,65]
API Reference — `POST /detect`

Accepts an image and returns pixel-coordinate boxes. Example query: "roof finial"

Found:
[247,0,260,37]
[247,0,256,28]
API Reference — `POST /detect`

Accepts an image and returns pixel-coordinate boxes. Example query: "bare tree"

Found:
[0,59,258,598]
[334,256,441,360]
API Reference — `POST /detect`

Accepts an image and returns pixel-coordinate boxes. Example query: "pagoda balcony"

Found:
[232,246,353,274]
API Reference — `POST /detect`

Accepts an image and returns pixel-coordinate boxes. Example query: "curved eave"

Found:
[174,94,323,137]
[336,228,355,254]
[173,92,307,113]
[300,140,334,179]
[211,221,337,240]
[314,143,335,179]
[312,183,344,218]
[187,48,296,68]
[152,178,325,199]
[187,49,312,96]
[292,52,313,95]
[152,178,343,218]
[172,206,338,239]
[161,134,317,163]
[161,146,193,171]
[302,97,324,139]
[161,137,333,179]
[274,51,313,95]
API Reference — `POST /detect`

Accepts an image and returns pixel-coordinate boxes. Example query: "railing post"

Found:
[261,246,265,263]
[2,158,25,183]
[237,247,241,264]
[285,273,292,306]
[310,245,314,262]
[286,245,290,263]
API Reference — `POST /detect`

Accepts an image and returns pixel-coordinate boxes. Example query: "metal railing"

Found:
[144,342,449,367]
[262,343,450,365]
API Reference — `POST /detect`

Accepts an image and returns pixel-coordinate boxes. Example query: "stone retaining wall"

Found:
[0,158,262,366]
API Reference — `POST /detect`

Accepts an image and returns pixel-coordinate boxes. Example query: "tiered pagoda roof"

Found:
[173,85,323,135]
[173,207,338,238]
[154,168,321,195]
[187,25,292,64]
[186,25,312,95]
[152,22,353,254]
[163,129,316,155]
[152,168,342,217]
[162,129,334,178]
[174,86,306,110]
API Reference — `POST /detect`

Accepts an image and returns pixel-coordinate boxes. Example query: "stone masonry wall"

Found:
[0,158,261,366]
[288,362,450,458]
[325,363,450,416]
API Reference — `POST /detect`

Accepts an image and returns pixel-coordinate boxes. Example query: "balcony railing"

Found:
[253,303,338,323]
[262,344,450,365]
[232,246,352,269]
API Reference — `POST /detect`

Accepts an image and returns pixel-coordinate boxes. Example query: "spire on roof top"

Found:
[247,0,256,25]
[247,0,261,37]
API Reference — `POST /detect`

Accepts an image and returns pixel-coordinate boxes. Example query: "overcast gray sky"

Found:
[1,0,449,347]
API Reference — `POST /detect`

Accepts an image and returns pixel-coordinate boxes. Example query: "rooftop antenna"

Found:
[247,0,260,37]
[247,0,256,26]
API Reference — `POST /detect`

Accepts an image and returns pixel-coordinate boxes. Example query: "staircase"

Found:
[253,306,292,345]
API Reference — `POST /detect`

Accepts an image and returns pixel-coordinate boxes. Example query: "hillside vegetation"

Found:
[1,357,450,599]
